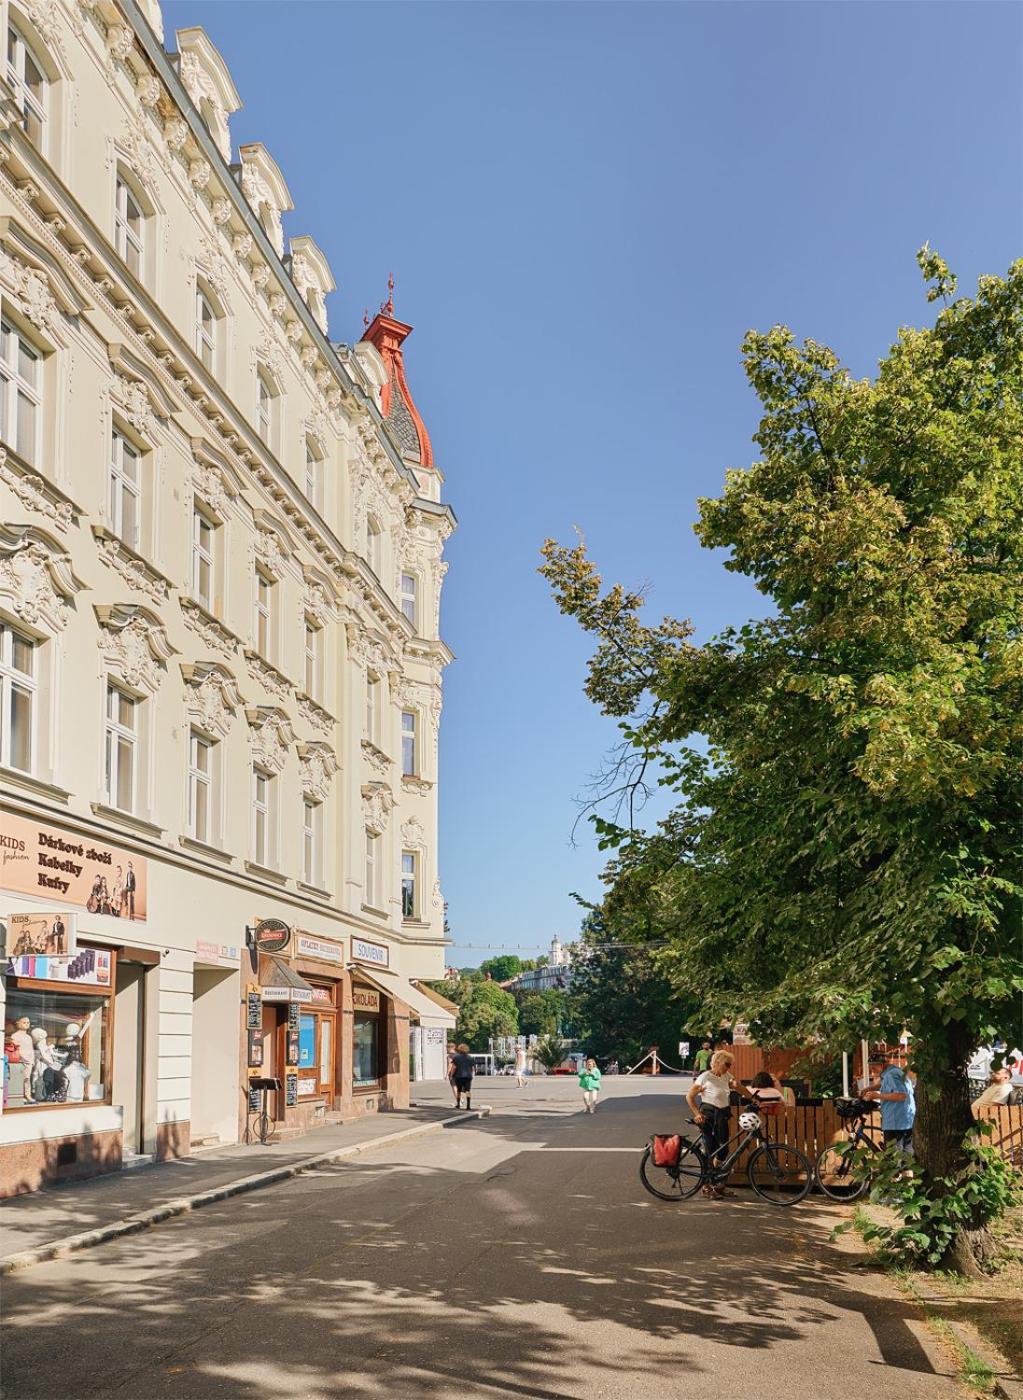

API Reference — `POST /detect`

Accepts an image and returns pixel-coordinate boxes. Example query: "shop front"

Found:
[401,980,458,1081]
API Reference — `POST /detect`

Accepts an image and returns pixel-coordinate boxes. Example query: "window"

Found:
[195,286,217,372]
[0,623,35,772]
[401,710,417,777]
[366,516,381,577]
[400,572,418,628]
[304,616,321,701]
[353,992,382,1088]
[0,317,41,463]
[253,567,273,658]
[298,993,337,1098]
[401,850,417,920]
[105,684,137,813]
[365,674,379,745]
[303,797,323,887]
[2,977,113,1109]
[188,730,216,844]
[365,830,378,907]
[109,429,141,550]
[7,24,45,150]
[114,174,144,277]
[305,439,322,511]
[256,370,277,448]
[192,504,215,610]
[251,765,276,867]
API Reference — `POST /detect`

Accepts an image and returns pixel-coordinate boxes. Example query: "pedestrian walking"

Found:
[693,1039,713,1074]
[579,1058,602,1113]
[686,1049,756,1198]
[446,1045,459,1105]
[451,1042,474,1110]
[514,1044,529,1087]
[862,1051,916,1153]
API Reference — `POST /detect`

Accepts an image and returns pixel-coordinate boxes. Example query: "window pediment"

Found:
[175,27,240,163]
[245,704,294,774]
[298,741,338,800]
[289,236,334,335]
[237,144,293,259]
[95,603,177,693]
[0,523,85,633]
[182,661,244,738]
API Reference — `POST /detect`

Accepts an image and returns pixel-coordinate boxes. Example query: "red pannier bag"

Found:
[651,1134,682,1167]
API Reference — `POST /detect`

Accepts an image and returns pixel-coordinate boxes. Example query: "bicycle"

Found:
[814,1098,883,1201]
[639,1105,812,1206]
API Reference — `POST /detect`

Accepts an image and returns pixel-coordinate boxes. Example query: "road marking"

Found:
[523,1146,638,1152]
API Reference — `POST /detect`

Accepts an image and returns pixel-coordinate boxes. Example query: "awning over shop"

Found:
[352,967,457,1030]
[259,954,315,1004]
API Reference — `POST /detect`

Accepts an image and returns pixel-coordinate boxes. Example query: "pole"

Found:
[842,1051,850,1098]
[860,1038,871,1091]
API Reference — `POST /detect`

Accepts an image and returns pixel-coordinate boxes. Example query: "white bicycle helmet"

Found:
[738,1111,761,1131]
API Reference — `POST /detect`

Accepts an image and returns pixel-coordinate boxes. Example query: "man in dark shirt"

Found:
[451,1043,474,1110]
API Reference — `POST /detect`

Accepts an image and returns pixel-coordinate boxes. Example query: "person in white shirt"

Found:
[971,1066,1013,1119]
[685,1050,757,1198]
[514,1045,529,1087]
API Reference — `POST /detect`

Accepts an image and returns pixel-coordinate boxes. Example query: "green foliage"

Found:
[534,1035,568,1072]
[540,253,1023,1262]
[515,988,566,1037]
[479,955,523,982]
[443,979,518,1051]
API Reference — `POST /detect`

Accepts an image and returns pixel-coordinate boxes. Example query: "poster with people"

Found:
[0,812,147,922]
[7,911,77,957]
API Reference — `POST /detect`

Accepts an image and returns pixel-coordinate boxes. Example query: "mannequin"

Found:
[30,1027,64,1102]
[10,1017,33,1066]
[60,1022,91,1102]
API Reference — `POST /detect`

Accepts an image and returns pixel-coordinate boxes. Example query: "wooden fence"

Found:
[717,1101,1023,1185]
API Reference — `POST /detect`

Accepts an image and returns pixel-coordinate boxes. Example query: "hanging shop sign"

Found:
[0,811,148,920]
[352,985,381,1014]
[260,984,313,1004]
[6,910,77,958]
[251,919,291,954]
[296,933,343,966]
[351,936,389,970]
[6,947,113,989]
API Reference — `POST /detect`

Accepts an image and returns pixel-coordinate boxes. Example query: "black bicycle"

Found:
[814,1098,882,1201]
[640,1106,812,1206]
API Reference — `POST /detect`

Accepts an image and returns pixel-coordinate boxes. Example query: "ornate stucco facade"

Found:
[0,0,454,1191]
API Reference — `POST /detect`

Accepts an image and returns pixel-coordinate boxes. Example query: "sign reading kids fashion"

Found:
[6,911,77,958]
[0,811,148,921]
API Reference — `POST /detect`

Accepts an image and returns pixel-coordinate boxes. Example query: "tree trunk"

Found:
[912,1019,991,1275]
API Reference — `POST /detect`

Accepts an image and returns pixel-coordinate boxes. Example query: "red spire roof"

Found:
[362,278,434,470]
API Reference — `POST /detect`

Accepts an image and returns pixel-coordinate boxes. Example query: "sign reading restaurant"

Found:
[0,811,148,921]
[351,935,389,969]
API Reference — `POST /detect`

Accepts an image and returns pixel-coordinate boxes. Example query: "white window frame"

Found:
[305,439,322,511]
[7,23,46,152]
[303,797,323,887]
[401,849,417,920]
[401,709,417,777]
[0,315,41,465]
[114,173,144,278]
[304,615,321,701]
[400,572,418,628]
[365,829,378,908]
[187,729,216,845]
[192,502,216,611]
[366,516,382,578]
[109,427,141,550]
[195,285,217,372]
[365,673,379,745]
[0,622,36,773]
[251,765,276,868]
[256,369,277,449]
[105,682,138,814]
[253,566,274,659]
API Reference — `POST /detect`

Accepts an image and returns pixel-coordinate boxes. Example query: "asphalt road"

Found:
[1,1079,958,1400]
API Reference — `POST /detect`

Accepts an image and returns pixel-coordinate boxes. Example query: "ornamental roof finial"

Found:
[381,272,394,317]
[363,307,370,330]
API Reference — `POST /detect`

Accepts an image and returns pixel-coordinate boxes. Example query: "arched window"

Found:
[114,172,145,278]
[6,21,46,150]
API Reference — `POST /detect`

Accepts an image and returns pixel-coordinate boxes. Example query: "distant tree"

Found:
[515,989,566,1038]
[479,954,522,982]
[447,980,518,1051]
[534,1035,568,1073]
[457,966,483,982]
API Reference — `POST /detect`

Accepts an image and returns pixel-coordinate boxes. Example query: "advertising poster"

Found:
[6,948,113,989]
[6,910,77,957]
[0,811,148,922]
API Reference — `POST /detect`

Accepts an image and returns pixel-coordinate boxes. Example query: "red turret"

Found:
[361,277,434,470]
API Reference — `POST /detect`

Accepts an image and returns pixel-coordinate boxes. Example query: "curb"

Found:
[1,1107,490,1276]
[908,1280,1023,1400]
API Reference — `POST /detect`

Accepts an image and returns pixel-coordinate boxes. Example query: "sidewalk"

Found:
[0,1104,479,1272]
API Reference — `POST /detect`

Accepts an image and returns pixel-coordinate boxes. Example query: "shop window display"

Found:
[3,988,109,1108]
[353,1010,381,1088]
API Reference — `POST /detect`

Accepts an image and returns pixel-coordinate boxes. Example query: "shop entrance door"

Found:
[261,1004,281,1118]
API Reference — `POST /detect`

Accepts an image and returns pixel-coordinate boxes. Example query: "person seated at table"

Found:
[971,1066,1013,1118]
[749,1069,791,1106]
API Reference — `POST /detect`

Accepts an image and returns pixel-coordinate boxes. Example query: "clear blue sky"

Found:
[166,1,1022,966]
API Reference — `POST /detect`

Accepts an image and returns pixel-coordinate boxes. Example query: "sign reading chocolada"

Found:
[252,918,291,954]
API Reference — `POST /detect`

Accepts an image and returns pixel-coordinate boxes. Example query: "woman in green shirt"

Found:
[579,1059,602,1114]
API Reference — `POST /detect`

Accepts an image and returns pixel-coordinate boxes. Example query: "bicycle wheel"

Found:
[639,1139,707,1201]
[815,1142,872,1201]
[255,1112,272,1144]
[747,1141,812,1205]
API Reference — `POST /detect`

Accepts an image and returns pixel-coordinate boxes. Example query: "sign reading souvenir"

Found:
[352,985,381,1014]
[296,933,343,965]
[246,990,262,1029]
[6,910,77,958]
[0,811,148,920]
[351,936,389,970]
[6,947,113,988]
[252,918,291,954]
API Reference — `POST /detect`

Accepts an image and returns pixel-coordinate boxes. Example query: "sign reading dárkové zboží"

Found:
[0,811,148,920]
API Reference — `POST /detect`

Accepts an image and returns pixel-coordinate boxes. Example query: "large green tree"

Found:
[514,988,567,1038]
[479,955,523,982]
[541,253,1023,1271]
[434,978,519,1051]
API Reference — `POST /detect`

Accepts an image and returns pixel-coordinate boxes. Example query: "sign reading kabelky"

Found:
[7,910,77,958]
[0,811,147,921]
[6,947,113,988]
[351,935,389,969]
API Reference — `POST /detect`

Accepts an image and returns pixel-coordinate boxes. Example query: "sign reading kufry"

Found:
[0,811,148,922]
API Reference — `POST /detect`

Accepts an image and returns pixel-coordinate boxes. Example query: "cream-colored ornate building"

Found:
[0,0,454,1193]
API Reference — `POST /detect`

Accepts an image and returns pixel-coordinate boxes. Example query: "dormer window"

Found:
[114,173,145,277]
[7,23,46,150]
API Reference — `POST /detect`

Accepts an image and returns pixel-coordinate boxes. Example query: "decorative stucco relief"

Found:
[298,742,338,801]
[182,662,244,739]
[245,706,294,774]
[0,525,85,633]
[95,603,177,693]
